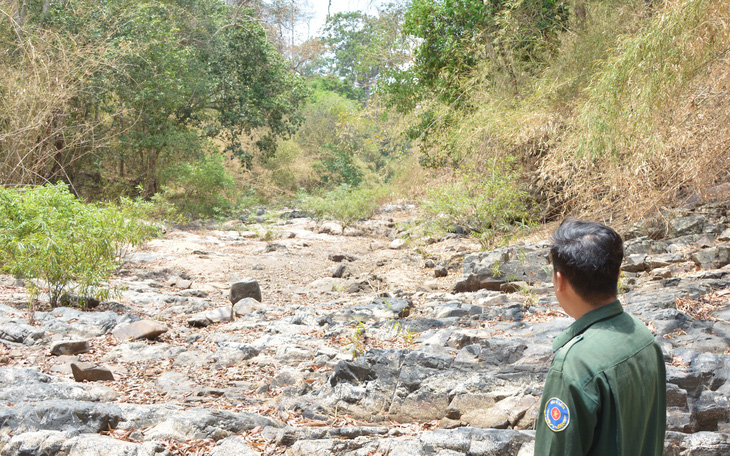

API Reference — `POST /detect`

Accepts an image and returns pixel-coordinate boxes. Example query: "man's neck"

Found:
[567,295,618,320]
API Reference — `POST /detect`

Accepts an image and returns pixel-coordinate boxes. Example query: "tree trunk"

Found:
[41,0,51,21]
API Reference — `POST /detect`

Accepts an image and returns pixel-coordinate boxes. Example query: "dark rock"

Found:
[696,390,730,431]
[328,253,357,262]
[667,383,689,408]
[330,359,376,386]
[230,278,262,303]
[50,340,90,356]
[667,407,696,433]
[434,266,448,278]
[70,362,114,382]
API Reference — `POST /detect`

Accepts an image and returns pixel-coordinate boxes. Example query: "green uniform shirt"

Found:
[535,300,666,456]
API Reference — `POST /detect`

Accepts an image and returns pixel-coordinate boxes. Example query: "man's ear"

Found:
[554,271,568,293]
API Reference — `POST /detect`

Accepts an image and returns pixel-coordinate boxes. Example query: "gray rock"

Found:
[0,400,122,434]
[188,306,233,327]
[462,245,551,286]
[691,245,730,270]
[112,320,168,341]
[233,297,263,316]
[319,222,343,235]
[50,340,90,356]
[0,368,116,403]
[0,323,47,346]
[70,362,114,382]
[65,435,170,456]
[209,436,260,456]
[0,430,68,456]
[718,228,730,242]
[142,409,281,442]
[36,308,138,339]
[230,278,262,303]
[102,343,186,363]
[671,215,708,237]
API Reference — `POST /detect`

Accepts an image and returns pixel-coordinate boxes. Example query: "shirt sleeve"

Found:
[534,366,600,456]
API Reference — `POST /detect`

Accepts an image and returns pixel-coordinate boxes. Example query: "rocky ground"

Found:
[1,202,730,455]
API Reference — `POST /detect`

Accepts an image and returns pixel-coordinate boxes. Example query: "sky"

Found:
[302,0,383,41]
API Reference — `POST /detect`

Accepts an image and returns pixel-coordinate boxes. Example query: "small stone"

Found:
[331,264,349,278]
[70,362,115,382]
[501,281,527,293]
[434,266,448,278]
[319,222,343,235]
[176,279,193,289]
[424,259,436,268]
[389,239,406,250]
[718,228,730,242]
[230,278,262,303]
[328,253,357,262]
[233,297,262,316]
[50,339,90,356]
[188,307,234,327]
[112,320,168,341]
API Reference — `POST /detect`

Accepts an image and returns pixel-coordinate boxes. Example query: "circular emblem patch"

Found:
[544,397,570,432]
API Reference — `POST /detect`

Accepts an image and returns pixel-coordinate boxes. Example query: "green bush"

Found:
[421,163,531,237]
[159,153,236,219]
[0,183,160,308]
[298,184,392,225]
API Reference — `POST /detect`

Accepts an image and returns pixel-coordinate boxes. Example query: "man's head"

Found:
[550,219,624,305]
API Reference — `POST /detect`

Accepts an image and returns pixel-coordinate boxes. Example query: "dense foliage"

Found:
[0,184,159,307]
[1,0,307,201]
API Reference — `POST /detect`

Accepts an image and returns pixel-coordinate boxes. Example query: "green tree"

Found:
[395,0,570,106]
[1,0,308,202]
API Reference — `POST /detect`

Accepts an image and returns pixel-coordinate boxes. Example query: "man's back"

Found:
[535,301,666,455]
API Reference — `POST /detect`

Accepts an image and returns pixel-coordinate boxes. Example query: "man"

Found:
[535,219,666,455]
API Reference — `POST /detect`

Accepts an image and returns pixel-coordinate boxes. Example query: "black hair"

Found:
[550,218,624,304]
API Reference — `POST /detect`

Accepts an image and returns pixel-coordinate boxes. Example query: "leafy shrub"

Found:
[158,154,236,219]
[421,162,532,237]
[0,183,160,308]
[298,184,392,225]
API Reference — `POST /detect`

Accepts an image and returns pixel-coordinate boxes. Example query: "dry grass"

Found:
[676,292,729,321]
[0,5,119,188]
[538,0,730,223]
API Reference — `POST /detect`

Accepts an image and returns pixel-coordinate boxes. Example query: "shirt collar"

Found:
[552,300,623,352]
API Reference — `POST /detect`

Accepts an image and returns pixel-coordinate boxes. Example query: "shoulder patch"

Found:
[544,397,570,432]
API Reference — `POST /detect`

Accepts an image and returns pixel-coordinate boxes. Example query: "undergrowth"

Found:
[298,184,392,225]
[0,183,160,308]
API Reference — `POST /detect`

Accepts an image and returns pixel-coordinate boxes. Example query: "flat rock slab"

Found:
[70,363,114,382]
[0,323,48,346]
[50,340,90,356]
[112,320,168,341]
[0,400,123,434]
